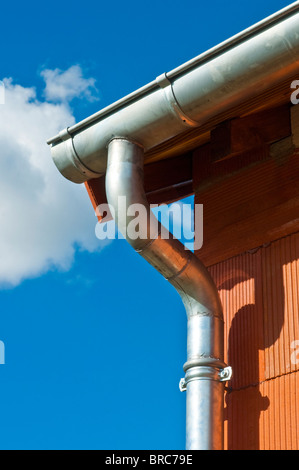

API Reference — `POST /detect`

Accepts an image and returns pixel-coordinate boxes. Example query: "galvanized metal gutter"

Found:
[47,2,299,450]
[48,2,299,184]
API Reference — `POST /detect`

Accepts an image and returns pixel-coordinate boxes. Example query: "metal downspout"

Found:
[105,138,231,450]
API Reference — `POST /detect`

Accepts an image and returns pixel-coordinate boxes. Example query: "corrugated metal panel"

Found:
[208,231,299,450]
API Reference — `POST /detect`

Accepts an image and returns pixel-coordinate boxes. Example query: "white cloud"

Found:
[0,68,105,287]
[41,65,99,103]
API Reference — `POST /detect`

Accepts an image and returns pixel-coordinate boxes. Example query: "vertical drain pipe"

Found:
[105,138,231,450]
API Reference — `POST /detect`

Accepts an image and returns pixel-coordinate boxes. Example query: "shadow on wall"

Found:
[210,233,299,450]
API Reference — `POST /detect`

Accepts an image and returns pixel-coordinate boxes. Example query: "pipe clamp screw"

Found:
[179,378,187,392]
[219,366,233,382]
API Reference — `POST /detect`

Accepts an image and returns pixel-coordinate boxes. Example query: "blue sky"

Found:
[0,0,292,450]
